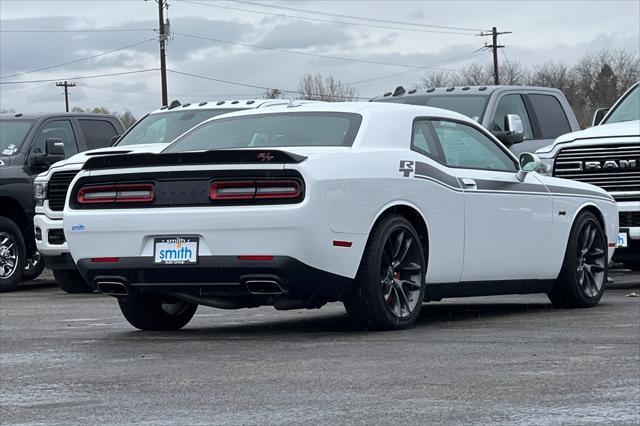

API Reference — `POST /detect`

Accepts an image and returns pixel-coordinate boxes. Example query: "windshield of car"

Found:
[603,84,639,124]
[116,109,241,146]
[0,120,35,155]
[164,112,362,153]
[376,95,488,122]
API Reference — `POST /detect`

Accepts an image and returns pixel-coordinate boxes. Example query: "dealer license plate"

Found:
[617,232,628,248]
[154,237,199,264]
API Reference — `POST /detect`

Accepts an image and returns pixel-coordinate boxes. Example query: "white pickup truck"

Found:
[536,82,639,270]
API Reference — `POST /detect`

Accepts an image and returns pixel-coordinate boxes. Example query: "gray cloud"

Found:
[258,21,354,49]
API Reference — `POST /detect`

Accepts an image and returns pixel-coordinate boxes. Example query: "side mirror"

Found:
[592,108,609,126]
[110,135,121,146]
[517,152,546,181]
[45,138,65,156]
[505,114,524,134]
[492,130,525,147]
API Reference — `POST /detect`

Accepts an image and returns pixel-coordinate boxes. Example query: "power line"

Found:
[349,49,486,86]
[479,27,511,85]
[0,69,159,85]
[0,29,154,33]
[56,81,76,112]
[0,39,156,79]
[175,32,461,72]
[173,0,478,36]
[166,69,370,100]
[231,0,485,32]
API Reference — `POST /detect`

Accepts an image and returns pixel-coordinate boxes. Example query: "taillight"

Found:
[78,183,155,204]
[209,179,301,201]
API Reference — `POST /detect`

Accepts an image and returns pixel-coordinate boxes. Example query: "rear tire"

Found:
[0,217,26,292]
[53,269,94,294]
[344,214,426,330]
[549,211,607,308]
[118,293,198,330]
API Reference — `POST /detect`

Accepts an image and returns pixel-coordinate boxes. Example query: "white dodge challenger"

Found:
[63,102,618,331]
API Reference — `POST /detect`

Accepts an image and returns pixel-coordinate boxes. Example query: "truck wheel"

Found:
[0,217,27,292]
[117,293,198,330]
[344,214,426,330]
[549,211,607,308]
[22,252,46,281]
[53,269,94,293]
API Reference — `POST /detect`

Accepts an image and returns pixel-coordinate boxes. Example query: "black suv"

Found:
[0,112,124,291]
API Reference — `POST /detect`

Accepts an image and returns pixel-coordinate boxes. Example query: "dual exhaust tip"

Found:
[96,281,129,296]
[96,279,284,296]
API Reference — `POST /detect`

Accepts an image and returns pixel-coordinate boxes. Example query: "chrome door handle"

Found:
[460,178,477,189]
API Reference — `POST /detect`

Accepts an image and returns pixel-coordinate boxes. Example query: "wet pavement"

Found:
[1,271,639,425]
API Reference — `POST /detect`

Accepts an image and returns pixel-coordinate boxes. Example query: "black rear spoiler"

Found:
[82,149,307,171]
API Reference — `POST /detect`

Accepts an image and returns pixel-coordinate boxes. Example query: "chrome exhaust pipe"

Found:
[244,280,284,295]
[96,281,129,296]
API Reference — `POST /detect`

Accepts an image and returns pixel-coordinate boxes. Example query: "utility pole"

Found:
[479,27,512,85]
[55,81,76,112]
[157,0,168,106]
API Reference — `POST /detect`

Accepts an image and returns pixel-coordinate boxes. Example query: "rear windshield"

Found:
[164,112,362,153]
[0,120,35,155]
[117,109,241,146]
[376,95,488,122]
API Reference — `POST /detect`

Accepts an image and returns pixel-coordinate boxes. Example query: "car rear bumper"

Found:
[76,256,353,300]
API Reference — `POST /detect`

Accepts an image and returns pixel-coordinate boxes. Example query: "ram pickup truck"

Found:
[536,82,640,270]
[372,85,581,155]
[0,112,124,291]
[33,99,295,293]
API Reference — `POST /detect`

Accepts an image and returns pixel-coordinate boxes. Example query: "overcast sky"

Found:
[1,0,638,116]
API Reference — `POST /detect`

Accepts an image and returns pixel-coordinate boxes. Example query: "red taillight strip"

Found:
[333,240,353,248]
[237,255,274,261]
[91,257,120,263]
[210,179,301,201]
[78,183,155,204]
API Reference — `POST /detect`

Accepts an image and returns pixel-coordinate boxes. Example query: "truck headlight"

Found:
[538,158,554,176]
[34,182,47,205]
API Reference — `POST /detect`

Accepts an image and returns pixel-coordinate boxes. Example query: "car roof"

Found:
[193,100,472,123]
[147,99,294,116]
[372,85,563,100]
[0,112,117,120]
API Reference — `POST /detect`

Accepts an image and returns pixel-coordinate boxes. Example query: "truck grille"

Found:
[47,171,79,211]
[553,144,640,201]
[620,212,640,228]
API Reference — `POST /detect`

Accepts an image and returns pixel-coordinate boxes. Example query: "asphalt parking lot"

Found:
[1,271,639,425]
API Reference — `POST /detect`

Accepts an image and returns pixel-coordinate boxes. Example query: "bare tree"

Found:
[263,88,283,99]
[70,106,136,129]
[297,73,359,102]
[419,71,461,88]
[460,63,492,86]
[499,60,528,85]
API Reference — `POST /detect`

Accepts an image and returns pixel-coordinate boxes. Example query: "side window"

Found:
[492,94,534,139]
[411,120,442,160]
[79,119,118,150]
[527,94,571,139]
[430,120,517,172]
[33,120,78,158]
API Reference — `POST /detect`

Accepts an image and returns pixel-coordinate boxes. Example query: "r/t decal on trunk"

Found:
[399,160,414,177]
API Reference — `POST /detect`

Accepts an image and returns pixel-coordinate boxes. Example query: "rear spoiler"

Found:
[82,149,307,170]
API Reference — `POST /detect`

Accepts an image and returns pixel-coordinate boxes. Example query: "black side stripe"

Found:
[414,161,461,188]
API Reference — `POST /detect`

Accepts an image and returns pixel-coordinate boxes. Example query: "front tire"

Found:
[0,217,26,292]
[22,251,46,281]
[549,211,607,308]
[344,214,426,330]
[53,269,94,293]
[118,293,198,330]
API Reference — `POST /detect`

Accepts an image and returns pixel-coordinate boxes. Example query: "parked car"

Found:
[33,99,296,293]
[372,85,581,154]
[536,82,639,270]
[62,102,617,331]
[0,112,124,291]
